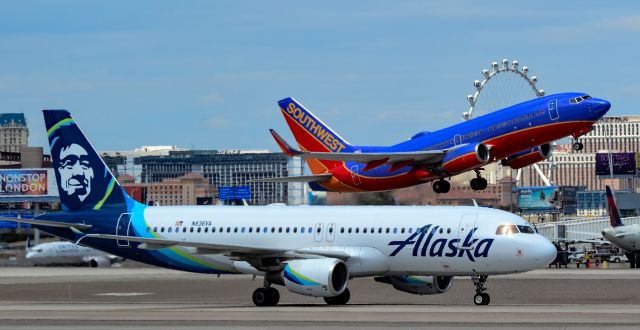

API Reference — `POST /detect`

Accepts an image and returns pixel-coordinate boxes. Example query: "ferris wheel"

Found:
[462,59,545,120]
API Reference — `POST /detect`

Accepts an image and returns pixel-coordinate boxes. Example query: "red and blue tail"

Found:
[606,186,623,227]
[277,97,354,174]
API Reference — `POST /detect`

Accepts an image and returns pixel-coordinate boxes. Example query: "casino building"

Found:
[102,148,305,205]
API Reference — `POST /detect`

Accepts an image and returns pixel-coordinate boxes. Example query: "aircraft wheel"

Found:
[474,293,490,305]
[267,287,280,306]
[478,178,488,190]
[433,180,450,194]
[324,288,350,305]
[253,287,276,307]
[572,142,584,151]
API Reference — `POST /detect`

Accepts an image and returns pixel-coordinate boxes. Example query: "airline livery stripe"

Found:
[93,179,116,210]
[47,118,75,137]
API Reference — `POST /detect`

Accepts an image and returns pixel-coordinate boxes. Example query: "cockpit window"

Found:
[517,225,535,234]
[496,224,519,235]
[569,95,591,104]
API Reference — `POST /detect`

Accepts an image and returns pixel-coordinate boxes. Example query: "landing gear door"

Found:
[548,99,559,120]
[116,213,132,247]
[350,165,362,186]
[456,214,477,249]
[314,223,323,242]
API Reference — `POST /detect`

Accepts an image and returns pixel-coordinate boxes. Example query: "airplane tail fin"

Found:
[44,110,132,212]
[277,97,353,174]
[606,186,624,227]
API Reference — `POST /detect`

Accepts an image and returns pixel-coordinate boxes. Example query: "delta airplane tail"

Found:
[44,110,132,212]
[606,186,624,227]
[277,97,354,174]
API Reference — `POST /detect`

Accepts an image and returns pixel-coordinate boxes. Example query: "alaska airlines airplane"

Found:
[602,186,640,252]
[26,240,121,267]
[1,110,556,306]
[261,94,610,193]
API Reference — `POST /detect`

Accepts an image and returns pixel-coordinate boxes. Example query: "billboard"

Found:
[595,153,636,177]
[517,186,563,213]
[0,169,58,197]
[218,186,251,201]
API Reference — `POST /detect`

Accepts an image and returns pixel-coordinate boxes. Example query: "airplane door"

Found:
[350,165,362,185]
[116,213,132,247]
[548,99,559,120]
[326,223,336,242]
[457,214,477,243]
[314,223,324,242]
[454,134,462,146]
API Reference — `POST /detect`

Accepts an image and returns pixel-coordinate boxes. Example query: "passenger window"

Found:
[212,227,216,233]
[197,227,201,233]
[226,227,231,233]
[386,228,390,233]
[393,228,397,234]
[308,227,312,233]
[271,227,275,233]
[341,227,345,233]
[241,227,245,233]
[160,227,164,233]
[363,228,368,234]
[329,227,333,234]
[401,228,405,234]
[190,227,194,233]
[355,228,359,234]
[248,227,252,233]
[439,228,443,234]
[301,227,305,234]
[168,227,172,233]
[293,227,297,233]
[263,227,268,233]
[378,228,382,233]
[286,227,290,233]
[447,228,451,234]
[278,227,283,233]
[408,228,413,233]
[348,228,352,233]
[183,227,187,233]
[219,227,223,233]
[233,227,237,233]
[316,227,321,233]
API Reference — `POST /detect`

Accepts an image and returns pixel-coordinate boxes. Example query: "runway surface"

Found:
[0,267,640,329]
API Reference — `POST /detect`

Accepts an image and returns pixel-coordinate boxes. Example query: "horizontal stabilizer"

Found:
[249,173,332,183]
[0,217,92,230]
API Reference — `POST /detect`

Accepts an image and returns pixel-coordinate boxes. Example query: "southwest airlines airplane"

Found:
[261,94,610,193]
[1,110,556,306]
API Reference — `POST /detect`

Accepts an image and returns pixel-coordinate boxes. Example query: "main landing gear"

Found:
[432,179,451,194]
[324,288,351,305]
[472,274,490,305]
[470,170,488,191]
[252,285,280,306]
[572,141,584,151]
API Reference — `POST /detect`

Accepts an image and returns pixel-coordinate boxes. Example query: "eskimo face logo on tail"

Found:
[285,102,346,153]
[58,143,94,202]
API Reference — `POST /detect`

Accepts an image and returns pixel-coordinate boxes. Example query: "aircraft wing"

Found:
[270,129,445,169]
[248,173,332,183]
[0,217,92,230]
[84,234,289,255]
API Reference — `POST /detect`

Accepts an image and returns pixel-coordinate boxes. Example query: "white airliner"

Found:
[602,186,640,251]
[1,110,556,306]
[26,240,121,267]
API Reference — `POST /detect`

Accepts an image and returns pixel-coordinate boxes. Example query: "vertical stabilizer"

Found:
[44,110,130,211]
[606,186,624,227]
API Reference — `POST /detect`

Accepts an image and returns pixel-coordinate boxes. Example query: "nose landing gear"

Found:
[472,274,490,305]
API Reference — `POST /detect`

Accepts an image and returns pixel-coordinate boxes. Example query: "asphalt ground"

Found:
[0,267,639,329]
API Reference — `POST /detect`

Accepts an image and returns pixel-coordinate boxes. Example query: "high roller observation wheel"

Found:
[462,59,545,120]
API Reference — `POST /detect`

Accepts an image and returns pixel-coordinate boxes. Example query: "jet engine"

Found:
[441,143,490,174]
[267,258,349,297]
[374,275,453,295]
[501,143,552,169]
[87,257,111,268]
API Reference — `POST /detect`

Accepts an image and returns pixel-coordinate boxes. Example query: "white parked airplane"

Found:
[1,110,556,306]
[26,240,121,267]
[602,186,640,251]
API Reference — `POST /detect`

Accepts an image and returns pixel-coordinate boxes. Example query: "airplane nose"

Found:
[591,98,611,114]
[536,238,557,267]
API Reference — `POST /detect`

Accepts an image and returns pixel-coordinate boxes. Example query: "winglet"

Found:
[270,129,302,157]
[606,186,624,227]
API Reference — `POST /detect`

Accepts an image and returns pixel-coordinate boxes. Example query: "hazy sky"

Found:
[1,1,639,153]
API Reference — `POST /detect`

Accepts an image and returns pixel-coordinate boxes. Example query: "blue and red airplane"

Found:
[258,93,610,193]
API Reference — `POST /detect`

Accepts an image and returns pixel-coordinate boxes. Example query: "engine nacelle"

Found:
[441,143,490,174]
[88,257,111,268]
[375,275,453,295]
[501,143,552,169]
[268,258,349,297]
